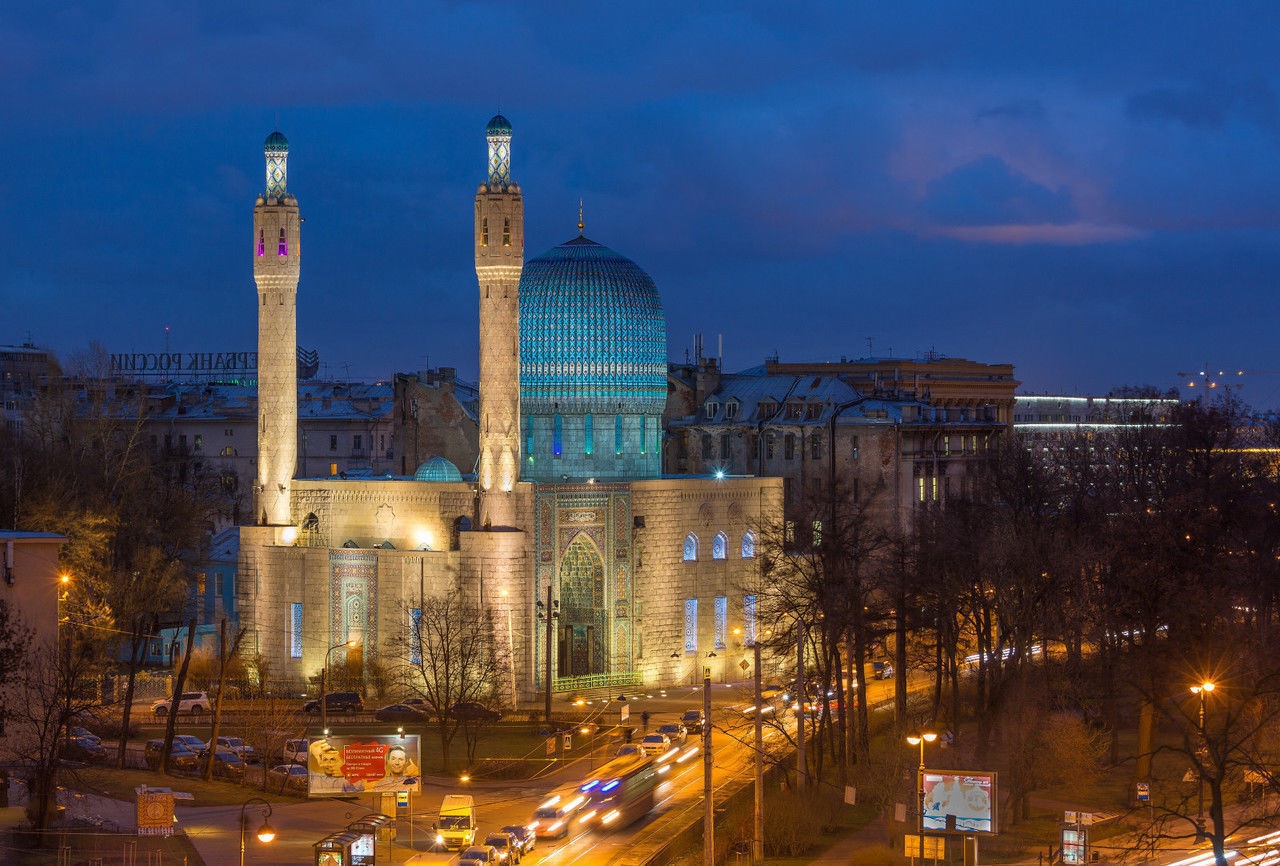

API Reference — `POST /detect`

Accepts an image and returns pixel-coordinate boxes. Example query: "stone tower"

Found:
[253,131,301,526]
[474,115,524,528]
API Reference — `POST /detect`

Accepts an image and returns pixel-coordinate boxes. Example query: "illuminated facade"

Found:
[238,119,782,703]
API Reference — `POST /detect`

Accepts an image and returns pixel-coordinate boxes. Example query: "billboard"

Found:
[307,735,421,798]
[921,770,998,834]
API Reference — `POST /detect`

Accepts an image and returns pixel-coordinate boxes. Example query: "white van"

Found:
[438,794,477,850]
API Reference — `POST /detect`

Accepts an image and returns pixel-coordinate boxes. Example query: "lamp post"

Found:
[703,652,715,866]
[1191,680,1215,843]
[320,639,357,737]
[907,731,937,862]
[751,633,764,865]
[239,797,275,866]
[536,586,559,727]
[796,618,807,790]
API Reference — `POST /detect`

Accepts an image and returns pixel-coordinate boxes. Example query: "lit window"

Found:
[683,534,699,562]
[615,415,623,455]
[409,608,422,664]
[685,599,698,652]
[744,595,757,645]
[553,414,563,457]
[712,532,727,560]
[714,597,727,649]
[290,603,303,658]
[257,229,265,257]
[525,418,534,461]
[278,228,287,256]
[741,532,756,559]
[584,414,594,456]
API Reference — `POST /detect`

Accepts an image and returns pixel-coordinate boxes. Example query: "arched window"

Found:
[683,533,699,562]
[615,414,623,455]
[277,228,288,257]
[481,217,489,246]
[584,414,594,456]
[741,532,756,559]
[553,414,563,457]
[257,229,264,257]
[712,532,727,560]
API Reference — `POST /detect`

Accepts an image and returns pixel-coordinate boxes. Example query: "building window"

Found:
[553,414,563,457]
[786,403,804,420]
[584,414,594,456]
[685,599,698,653]
[481,217,488,246]
[290,603,303,659]
[329,435,338,451]
[194,434,203,453]
[705,402,719,420]
[215,573,224,596]
[784,433,796,460]
[701,434,713,460]
[714,597,727,650]
[806,403,822,420]
[525,419,535,461]
[851,436,860,460]
[741,532,756,559]
[683,534,699,562]
[719,434,731,461]
[353,434,363,451]
[765,434,775,460]
[712,532,727,560]
[615,415,623,455]
[809,434,821,460]
[759,402,776,418]
[257,229,264,257]
[409,608,422,664]
[503,218,511,246]
[278,228,287,256]
[744,594,757,645]
[725,401,738,420]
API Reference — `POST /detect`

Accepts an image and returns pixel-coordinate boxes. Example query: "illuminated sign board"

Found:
[307,735,421,799]
[921,770,998,834]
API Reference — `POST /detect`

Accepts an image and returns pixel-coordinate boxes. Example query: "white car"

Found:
[151,691,210,717]
[640,733,672,753]
[283,738,309,764]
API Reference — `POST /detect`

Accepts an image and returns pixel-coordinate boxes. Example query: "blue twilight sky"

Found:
[3,2,1280,404]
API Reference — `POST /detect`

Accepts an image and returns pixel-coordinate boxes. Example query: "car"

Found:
[151,691,210,717]
[459,845,499,864]
[450,702,501,722]
[616,743,648,758]
[680,709,705,734]
[759,683,784,700]
[374,703,429,723]
[500,825,535,856]
[403,697,430,712]
[205,736,258,764]
[198,748,246,782]
[483,831,521,863]
[68,726,102,746]
[266,763,309,794]
[283,738,309,765]
[640,733,672,753]
[872,661,894,680]
[172,734,205,752]
[60,736,109,764]
[657,722,686,744]
[303,691,364,714]
[143,739,198,772]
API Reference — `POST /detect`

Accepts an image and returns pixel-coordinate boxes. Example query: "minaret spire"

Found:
[578,199,584,237]
[474,114,524,527]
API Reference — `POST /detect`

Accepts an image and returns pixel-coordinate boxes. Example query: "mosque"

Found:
[237,117,783,704]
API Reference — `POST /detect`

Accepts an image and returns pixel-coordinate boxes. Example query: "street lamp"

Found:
[750,630,766,865]
[320,638,357,736]
[239,797,275,866]
[907,731,938,861]
[703,652,715,866]
[536,588,559,726]
[1191,680,1215,843]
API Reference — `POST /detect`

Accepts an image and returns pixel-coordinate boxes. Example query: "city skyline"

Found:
[4,4,1280,404]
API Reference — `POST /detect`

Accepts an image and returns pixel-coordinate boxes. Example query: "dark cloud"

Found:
[921,156,1077,227]
[1126,77,1280,131]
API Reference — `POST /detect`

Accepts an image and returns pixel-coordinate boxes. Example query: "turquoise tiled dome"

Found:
[264,130,289,152]
[519,236,666,415]
[486,114,512,136]
[412,456,463,482]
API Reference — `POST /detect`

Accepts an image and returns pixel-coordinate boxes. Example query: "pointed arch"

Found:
[712,532,727,560]
[559,532,606,677]
[741,531,756,559]
[683,533,699,562]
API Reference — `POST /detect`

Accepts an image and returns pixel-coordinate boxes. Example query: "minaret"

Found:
[253,131,300,526]
[474,115,524,528]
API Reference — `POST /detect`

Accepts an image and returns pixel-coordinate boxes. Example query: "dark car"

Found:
[450,702,501,722]
[68,726,102,746]
[483,831,521,864]
[500,825,535,856]
[144,739,198,773]
[198,748,247,782]
[680,709,705,735]
[266,763,309,794]
[657,722,686,744]
[374,703,429,723]
[60,736,108,764]
[303,691,364,714]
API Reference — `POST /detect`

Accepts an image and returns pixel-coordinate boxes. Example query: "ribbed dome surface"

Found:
[519,236,666,414]
[486,114,512,135]
[412,456,463,482]
[264,130,289,152]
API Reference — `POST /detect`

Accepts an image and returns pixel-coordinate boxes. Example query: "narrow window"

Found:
[278,228,287,256]
[714,597,727,650]
[194,434,203,452]
[481,217,489,246]
[741,532,756,559]
[701,435,713,460]
[712,532,727,560]
[290,603,303,658]
[784,433,796,460]
[810,434,822,460]
[214,572,223,596]
[503,218,511,246]
[329,435,337,451]
[744,595,757,646]
[257,229,265,257]
[525,418,534,461]
[615,415,623,455]
[851,436,860,461]
[553,414,563,457]
[409,608,422,664]
[685,599,698,652]
[719,434,731,461]
[354,434,363,451]
[765,434,775,460]
[584,414,594,456]
[640,416,647,454]
[683,533,698,562]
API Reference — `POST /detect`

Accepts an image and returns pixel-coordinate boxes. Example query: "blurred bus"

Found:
[530,783,587,839]
[576,754,658,830]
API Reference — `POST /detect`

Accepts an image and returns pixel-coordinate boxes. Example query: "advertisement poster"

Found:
[921,770,997,833]
[308,735,422,798]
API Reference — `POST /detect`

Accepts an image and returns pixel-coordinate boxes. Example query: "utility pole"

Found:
[703,662,714,866]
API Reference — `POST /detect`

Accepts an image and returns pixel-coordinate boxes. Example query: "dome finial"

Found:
[578,199,585,237]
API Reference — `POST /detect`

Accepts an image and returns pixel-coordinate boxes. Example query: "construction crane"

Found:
[1177,365,1280,392]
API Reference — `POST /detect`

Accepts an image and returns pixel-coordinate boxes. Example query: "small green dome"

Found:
[486,114,512,136]
[264,130,289,152]
[413,457,463,482]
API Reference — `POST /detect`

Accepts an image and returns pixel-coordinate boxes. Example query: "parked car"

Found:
[303,691,364,714]
[151,691,210,717]
[266,762,309,794]
[450,702,501,722]
[206,736,258,764]
[172,734,205,752]
[60,736,108,764]
[680,709,705,735]
[144,739,198,772]
[67,726,102,746]
[872,661,894,680]
[402,697,430,713]
[500,825,535,856]
[483,831,521,863]
[374,703,428,723]
[283,738,309,765]
[640,733,672,753]
[459,845,499,864]
[656,722,686,744]
[198,748,246,782]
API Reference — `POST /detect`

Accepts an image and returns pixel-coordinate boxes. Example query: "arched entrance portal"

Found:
[557,534,606,677]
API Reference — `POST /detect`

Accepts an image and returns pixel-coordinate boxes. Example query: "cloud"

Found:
[920,155,1077,227]
[975,100,1046,122]
[1125,77,1280,131]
